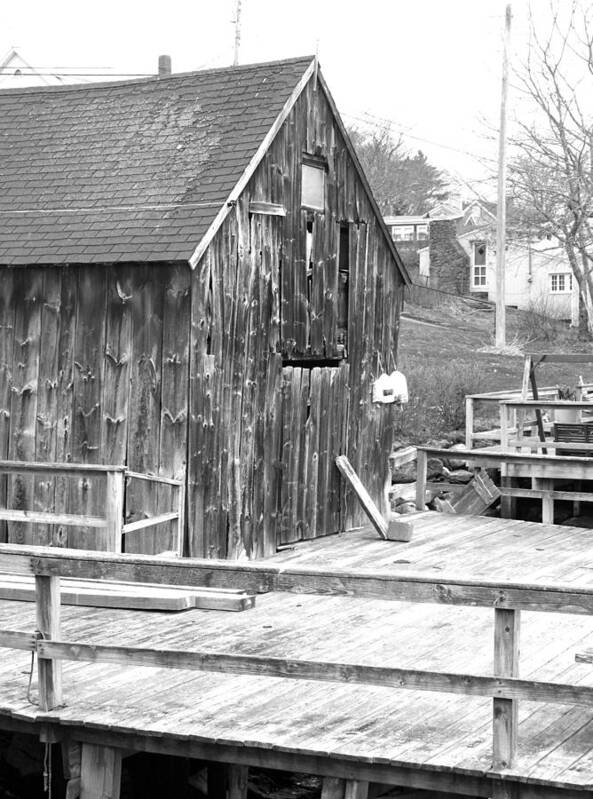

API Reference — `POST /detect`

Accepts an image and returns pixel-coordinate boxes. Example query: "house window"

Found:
[550,273,572,293]
[472,242,487,288]
[391,225,414,242]
[301,163,325,210]
[416,224,429,241]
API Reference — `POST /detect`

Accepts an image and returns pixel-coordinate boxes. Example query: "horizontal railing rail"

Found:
[0,545,590,777]
[0,462,184,556]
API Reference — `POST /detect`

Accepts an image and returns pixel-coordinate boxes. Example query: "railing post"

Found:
[465,396,474,449]
[35,575,62,711]
[493,607,520,771]
[415,449,427,511]
[176,481,185,557]
[105,471,124,553]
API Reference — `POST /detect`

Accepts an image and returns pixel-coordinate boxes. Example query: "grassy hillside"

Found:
[395,291,591,443]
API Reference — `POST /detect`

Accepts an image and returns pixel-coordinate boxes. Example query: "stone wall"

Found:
[428,219,470,294]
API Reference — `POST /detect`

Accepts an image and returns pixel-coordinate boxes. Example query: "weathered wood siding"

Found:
[0,265,190,554]
[188,77,404,557]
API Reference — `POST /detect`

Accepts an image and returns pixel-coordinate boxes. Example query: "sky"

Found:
[0,0,559,197]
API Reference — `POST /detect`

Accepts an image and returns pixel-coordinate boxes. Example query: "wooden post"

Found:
[35,574,62,711]
[80,743,122,799]
[228,764,249,799]
[415,449,427,511]
[534,477,554,524]
[176,480,185,557]
[321,778,345,799]
[499,405,512,519]
[105,471,124,553]
[344,781,369,799]
[465,396,474,449]
[495,4,511,348]
[493,607,520,771]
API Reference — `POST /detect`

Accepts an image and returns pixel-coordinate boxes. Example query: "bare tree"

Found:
[349,126,449,216]
[509,1,593,334]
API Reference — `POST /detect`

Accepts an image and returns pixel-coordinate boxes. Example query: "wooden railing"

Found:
[1,544,593,787]
[0,462,184,555]
[416,445,593,523]
[464,384,593,448]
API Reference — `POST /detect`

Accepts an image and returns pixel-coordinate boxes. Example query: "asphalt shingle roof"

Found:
[0,56,314,266]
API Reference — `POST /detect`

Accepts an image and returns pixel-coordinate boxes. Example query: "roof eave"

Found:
[189,57,317,270]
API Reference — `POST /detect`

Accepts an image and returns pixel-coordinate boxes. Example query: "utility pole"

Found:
[233,0,242,66]
[495,4,511,348]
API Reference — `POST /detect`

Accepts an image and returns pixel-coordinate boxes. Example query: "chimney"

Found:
[158,55,172,76]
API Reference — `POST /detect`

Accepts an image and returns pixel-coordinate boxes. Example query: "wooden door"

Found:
[278,363,349,545]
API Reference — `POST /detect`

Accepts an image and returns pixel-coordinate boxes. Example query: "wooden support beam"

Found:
[534,478,554,524]
[344,781,369,799]
[80,743,122,799]
[335,456,387,539]
[35,574,62,711]
[228,764,249,799]
[493,607,520,771]
[321,777,345,799]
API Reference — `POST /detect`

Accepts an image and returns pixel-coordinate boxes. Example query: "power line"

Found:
[342,110,498,166]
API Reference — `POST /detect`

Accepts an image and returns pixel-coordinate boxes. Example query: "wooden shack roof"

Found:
[0,55,409,282]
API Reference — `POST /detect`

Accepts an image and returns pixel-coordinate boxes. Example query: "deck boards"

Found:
[2,513,593,792]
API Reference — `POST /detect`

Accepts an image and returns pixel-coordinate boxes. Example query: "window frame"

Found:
[550,272,572,294]
[301,154,327,212]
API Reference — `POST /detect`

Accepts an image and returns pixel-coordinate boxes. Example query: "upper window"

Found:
[301,163,325,210]
[473,241,487,266]
[416,224,429,241]
[550,273,572,293]
[391,225,414,242]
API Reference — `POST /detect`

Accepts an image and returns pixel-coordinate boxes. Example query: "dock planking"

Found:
[2,513,593,795]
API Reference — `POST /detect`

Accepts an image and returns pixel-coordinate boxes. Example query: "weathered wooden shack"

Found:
[0,56,409,559]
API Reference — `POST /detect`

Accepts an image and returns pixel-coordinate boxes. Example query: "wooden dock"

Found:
[2,513,593,797]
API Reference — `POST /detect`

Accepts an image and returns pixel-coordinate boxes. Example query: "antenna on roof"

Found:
[233,0,242,66]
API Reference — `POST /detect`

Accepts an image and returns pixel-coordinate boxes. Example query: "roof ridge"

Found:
[0,54,316,97]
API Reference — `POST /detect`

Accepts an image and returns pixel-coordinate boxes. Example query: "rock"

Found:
[396,500,417,515]
[443,443,469,470]
[426,457,444,479]
[446,469,473,484]
[391,462,416,483]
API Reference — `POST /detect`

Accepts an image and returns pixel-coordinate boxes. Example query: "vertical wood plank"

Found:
[126,265,163,555]
[35,272,61,544]
[493,607,520,770]
[159,265,191,554]
[35,574,62,711]
[80,744,122,799]
[54,270,77,547]
[101,267,133,467]
[9,269,42,544]
[71,266,105,550]
[0,269,15,543]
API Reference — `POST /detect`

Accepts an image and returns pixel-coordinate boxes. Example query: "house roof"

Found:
[0,56,315,266]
